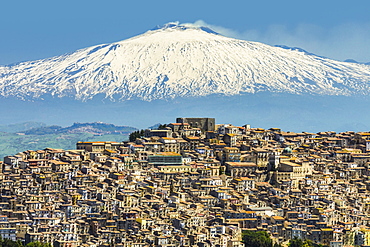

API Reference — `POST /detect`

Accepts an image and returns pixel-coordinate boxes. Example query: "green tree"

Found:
[26,241,52,247]
[274,243,283,247]
[0,237,51,247]
[129,129,145,142]
[242,231,273,247]
[289,237,306,247]
[158,124,167,130]
[288,238,324,247]
[0,237,23,247]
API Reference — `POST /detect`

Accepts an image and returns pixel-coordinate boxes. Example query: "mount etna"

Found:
[0,22,370,132]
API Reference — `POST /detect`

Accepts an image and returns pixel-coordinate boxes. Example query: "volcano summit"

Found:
[1,22,370,101]
[1,22,370,132]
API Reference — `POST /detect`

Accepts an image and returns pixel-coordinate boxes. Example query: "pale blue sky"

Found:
[1,0,369,65]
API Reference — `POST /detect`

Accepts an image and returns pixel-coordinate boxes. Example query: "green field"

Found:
[0,132,129,158]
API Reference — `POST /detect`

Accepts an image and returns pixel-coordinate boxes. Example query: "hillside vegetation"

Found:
[0,122,136,158]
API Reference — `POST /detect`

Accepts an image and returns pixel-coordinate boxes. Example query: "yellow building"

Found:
[274,161,312,188]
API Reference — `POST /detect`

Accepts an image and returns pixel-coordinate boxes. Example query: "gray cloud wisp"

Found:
[187,20,370,63]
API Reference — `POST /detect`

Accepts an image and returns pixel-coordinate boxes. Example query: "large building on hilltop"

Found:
[176,117,215,132]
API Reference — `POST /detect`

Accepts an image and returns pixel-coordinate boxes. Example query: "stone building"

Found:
[176,117,215,132]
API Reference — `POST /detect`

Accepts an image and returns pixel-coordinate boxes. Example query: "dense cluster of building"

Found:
[1,117,370,247]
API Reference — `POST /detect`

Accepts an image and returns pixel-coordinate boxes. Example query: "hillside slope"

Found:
[0,122,136,158]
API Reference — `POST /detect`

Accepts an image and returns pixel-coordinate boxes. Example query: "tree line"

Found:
[242,231,327,247]
[128,123,168,142]
[0,237,51,247]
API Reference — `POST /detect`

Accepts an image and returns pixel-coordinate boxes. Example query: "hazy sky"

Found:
[1,0,369,65]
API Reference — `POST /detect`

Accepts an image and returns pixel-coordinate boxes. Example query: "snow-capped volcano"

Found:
[1,22,370,101]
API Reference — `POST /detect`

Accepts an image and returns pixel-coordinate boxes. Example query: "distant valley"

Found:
[0,122,136,158]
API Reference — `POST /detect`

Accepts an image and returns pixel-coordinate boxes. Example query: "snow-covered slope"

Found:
[1,22,370,101]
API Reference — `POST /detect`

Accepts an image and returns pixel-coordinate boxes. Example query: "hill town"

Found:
[1,117,370,247]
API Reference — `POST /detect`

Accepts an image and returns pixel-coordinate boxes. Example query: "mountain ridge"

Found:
[0,121,46,133]
[21,122,137,135]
